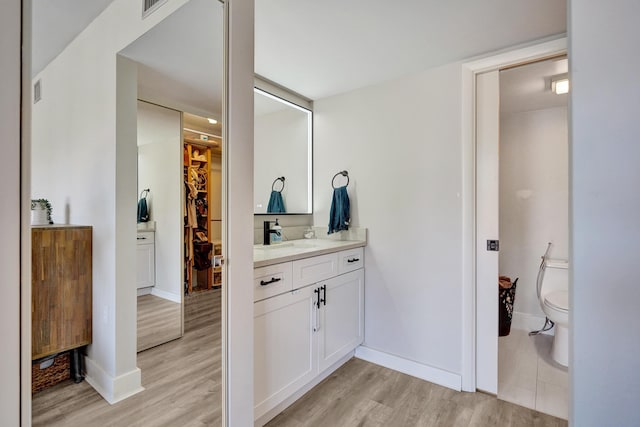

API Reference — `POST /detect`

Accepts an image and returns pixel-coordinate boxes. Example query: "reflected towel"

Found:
[137,197,149,223]
[267,191,286,213]
[328,186,350,234]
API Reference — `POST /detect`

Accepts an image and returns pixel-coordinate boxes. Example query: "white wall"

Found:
[30,0,190,403]
[254,108,310,213]
[499,107,568,321]
[137,101,182,302]
[570,1,640,425]
[314,63,464,382]
[0,0,21,423]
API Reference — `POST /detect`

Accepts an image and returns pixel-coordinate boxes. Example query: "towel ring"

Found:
[271,177,285,193]
[332,171,349,189]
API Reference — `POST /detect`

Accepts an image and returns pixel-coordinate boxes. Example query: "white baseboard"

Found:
[150,287,181,303]
[84,356,144,404]
[355,346,461,391]
[137,287,152,296]
[254,352,354,427]
[512,311,554,336]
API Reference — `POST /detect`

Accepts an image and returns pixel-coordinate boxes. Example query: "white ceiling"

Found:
[33,0,567,115]
[255,0,567,99]
[32,0,114,75]
[500,57,569,115]
[119,0,224,119]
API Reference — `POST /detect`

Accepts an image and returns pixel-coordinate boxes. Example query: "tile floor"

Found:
[498,328,569,420]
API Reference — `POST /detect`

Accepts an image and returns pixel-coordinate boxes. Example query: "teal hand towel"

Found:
[267,191,286,213]
[328,186,350,234]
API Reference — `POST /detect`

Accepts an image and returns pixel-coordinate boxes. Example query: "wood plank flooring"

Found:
[32,289,222,427]
[266,358,568,427]
[33,288,568,427]
[137,294,182,352]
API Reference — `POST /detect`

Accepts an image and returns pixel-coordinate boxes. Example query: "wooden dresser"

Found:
[32,225,92,361]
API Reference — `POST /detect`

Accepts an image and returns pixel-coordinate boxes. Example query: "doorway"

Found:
[460,37,568,398]
[494,57,569,419]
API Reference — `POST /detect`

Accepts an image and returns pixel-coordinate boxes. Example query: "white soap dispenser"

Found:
[271,218,283,244]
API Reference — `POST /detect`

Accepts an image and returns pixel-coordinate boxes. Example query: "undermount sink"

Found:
[254,240,322,250]
[254,242,294,250]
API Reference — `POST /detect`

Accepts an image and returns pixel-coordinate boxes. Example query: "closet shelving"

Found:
[184,141,214,293]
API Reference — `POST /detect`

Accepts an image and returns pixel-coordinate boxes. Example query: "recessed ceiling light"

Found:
[207,118,218,124]
[551,73,569,95]
[553,79,569,95]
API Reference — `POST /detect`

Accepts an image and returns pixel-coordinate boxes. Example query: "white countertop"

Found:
[254,238,366,268]
[137,221,156,232]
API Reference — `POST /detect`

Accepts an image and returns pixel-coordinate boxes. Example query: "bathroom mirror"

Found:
[254,88,312,214]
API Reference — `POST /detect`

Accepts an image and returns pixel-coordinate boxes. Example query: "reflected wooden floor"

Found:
[137,294,182,352]
[266,358,568,427]
[32,289,222,427]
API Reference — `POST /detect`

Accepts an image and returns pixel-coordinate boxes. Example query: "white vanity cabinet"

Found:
[317,269,364,372]
[136,231,155,289]
[253,246,364,423]
[254,285,317,419]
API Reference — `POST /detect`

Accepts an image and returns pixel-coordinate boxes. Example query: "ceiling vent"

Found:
[142,0,168,18]
[33,79,42,104]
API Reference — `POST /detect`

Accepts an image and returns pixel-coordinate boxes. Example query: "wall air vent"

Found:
[142,0,168,18]
[33,79,42,104]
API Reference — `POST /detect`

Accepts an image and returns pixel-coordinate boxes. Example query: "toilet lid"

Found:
[544,290,569,311]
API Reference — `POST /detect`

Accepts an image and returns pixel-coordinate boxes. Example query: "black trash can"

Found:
[499,276,518,336]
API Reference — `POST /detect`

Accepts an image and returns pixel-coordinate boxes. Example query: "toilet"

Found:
[539,258,570,367]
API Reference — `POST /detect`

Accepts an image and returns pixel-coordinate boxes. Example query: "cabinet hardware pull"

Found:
[347,258,359,263]
[260,277,282,286]
[313,298,320,332]
[314,288,321,309]
[137,237,147,240]
[321,285,327,306]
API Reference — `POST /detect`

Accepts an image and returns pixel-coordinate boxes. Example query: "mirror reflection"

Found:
[30,0,224,424]
[136,100,183,352]
[254,88,312,214]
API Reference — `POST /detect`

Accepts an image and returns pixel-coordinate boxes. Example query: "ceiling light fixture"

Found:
[551,73,569,95]
[183,127,222,140]
[207,118,218,124]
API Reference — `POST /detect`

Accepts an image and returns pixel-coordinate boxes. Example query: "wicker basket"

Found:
[32,352,71,393]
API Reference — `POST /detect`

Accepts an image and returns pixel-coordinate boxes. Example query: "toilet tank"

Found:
[542,259,569,297]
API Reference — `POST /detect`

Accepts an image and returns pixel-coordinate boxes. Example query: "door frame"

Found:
[460,36,567,392]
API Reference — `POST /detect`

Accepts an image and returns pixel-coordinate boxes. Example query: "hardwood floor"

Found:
[33,289,567,427]
[32,289,222,427]
[266,358,568,427]
[137,294,182,352]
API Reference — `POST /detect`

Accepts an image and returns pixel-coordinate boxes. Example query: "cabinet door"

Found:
[254,262,293,302]
[292,252,338,289]
[318,269,364,372]
[136,243,155,289]
[32,227,92,359]
[254,286,317,420]
[337,247,364,275]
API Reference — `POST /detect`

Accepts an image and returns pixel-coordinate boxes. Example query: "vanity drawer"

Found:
[292,252,339,288]
[254,262,293,302]
[137,231,155,244]
[338,247,364,274]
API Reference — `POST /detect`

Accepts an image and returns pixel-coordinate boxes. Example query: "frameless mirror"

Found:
[135,100,183,352]
[254,88,312,214]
